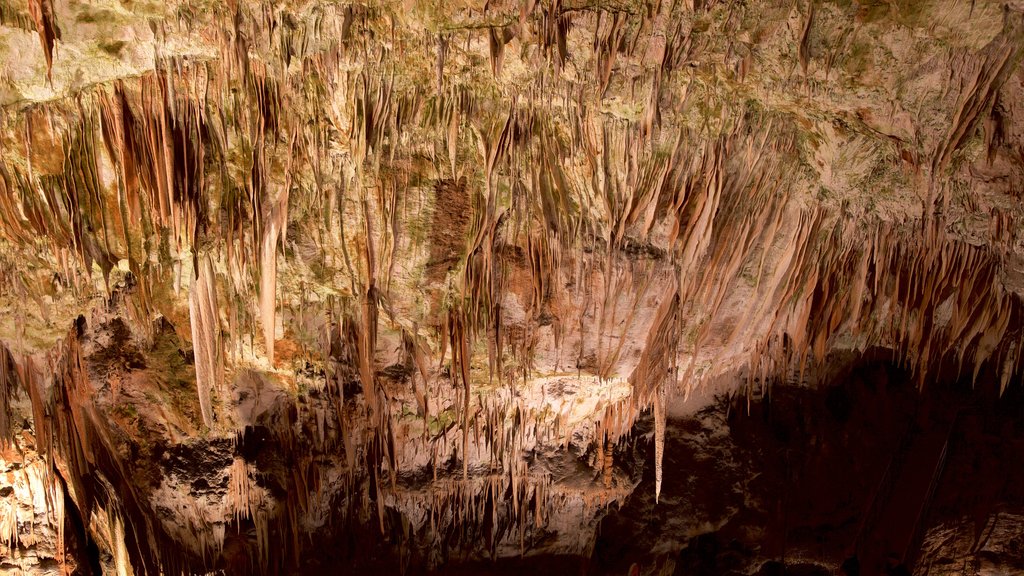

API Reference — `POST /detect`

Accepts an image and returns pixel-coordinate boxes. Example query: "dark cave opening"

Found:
[61,478,103,576]
[590,352,1024,576]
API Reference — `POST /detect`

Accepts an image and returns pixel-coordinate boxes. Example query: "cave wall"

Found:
[0,0,1023,573]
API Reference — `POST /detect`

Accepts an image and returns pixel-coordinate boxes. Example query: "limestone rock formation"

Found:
[0,0,1022,573]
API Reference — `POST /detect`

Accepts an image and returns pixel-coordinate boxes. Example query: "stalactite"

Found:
[259,196,284,365]
[110,508,134,576]
[595,12,627,97]
[228,457,253,523]
[189,252,222,428]
[26,0,60,83]
[0,346,16,446]
[0,2,1021,572]
[653,381,665,504]
[931,16,1024,179]
[798,0,814,78]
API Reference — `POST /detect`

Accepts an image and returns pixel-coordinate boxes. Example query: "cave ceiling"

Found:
[0,0,1023,573]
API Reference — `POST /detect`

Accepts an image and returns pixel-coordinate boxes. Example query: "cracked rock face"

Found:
[0,0,1023,574]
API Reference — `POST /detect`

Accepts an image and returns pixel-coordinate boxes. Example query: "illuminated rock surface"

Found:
[0,0,1023,573]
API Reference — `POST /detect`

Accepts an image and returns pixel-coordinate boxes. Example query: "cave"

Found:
[595,353,1024,576]
[1,0,1024,575]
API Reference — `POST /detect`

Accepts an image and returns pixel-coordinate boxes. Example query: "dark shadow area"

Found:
[590,350,1024,575]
